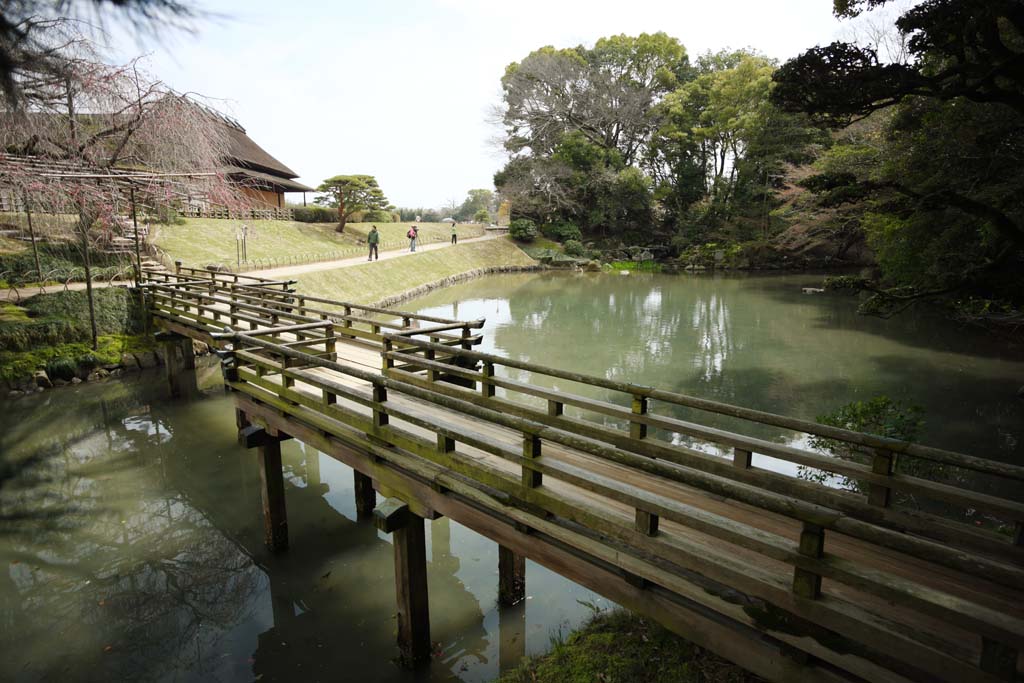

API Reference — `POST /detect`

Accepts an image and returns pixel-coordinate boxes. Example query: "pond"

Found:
[2,269,1022,681]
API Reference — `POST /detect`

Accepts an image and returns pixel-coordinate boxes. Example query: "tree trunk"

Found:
[24,195,41,279]
[81,222,98,351]
[336,195,345,233]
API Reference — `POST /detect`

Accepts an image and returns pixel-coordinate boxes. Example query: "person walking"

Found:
[451,222,457,245]
[408,225,418,252]
[367,225,380,261]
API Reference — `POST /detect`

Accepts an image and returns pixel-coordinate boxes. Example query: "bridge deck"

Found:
[143,269,1024,683]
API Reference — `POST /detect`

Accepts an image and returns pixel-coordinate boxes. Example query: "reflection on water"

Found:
[409,270,1024,476]
[0,376,609,682]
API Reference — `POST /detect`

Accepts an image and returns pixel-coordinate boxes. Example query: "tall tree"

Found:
[1,30,245,348]
[774,0,1024,319]
[1,1,200,106]
[315,175,389,233]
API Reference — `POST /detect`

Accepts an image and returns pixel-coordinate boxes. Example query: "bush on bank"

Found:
[497,609,761,683]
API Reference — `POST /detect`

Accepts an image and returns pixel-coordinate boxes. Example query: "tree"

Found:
[473,207,490,223]
[454,188,495,221]
[775,0,1024,320]
[1,29,246,348]
[1,1,200,106]
[315,175,389,233]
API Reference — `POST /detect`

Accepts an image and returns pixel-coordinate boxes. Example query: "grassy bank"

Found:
[0,288,150,384]
[153,218,485,268]
[296,237,536,304]
[498,610,760,683]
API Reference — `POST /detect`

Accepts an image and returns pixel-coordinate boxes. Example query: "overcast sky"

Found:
[106,0,856,209]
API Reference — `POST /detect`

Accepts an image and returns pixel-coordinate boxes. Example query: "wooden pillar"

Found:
[161,338,181,398]
[240,425,289,553]
[867,449,894,507]
[498,599,526,673]
[498,545,526,606]
[792,523,825,599]
[180,337,196,370]
[353,470,376,519]
[258,437,288,553]
[630,395,648,440]
[980,638,1018,681]
[374,498,431,668]
[733,447,752,469]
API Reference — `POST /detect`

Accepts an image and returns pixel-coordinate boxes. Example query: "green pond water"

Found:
[1,270,1022,681]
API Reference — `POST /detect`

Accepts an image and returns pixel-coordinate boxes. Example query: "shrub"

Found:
[509,218,538,242]
[541,221,582,243]
[361,209,394,223]
[473,208,491,223]
[563,239,586,257]
[292,206,338,223]
[46,357,78,381]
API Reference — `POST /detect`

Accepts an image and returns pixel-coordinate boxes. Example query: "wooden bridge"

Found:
[142,267,1024,683]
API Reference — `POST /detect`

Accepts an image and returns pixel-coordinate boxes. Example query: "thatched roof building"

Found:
[216,115,314,208]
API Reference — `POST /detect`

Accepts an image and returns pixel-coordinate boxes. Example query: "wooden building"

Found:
[218,118,314,208]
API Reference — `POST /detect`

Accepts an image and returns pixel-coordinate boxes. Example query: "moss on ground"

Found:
[497,610,761,683]
[1,333,154,381]
[520,237,564,260]
[153,218,486,268]
[296,237,536,304]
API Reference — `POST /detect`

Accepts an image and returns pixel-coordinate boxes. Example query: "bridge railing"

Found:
[219,330,1024,683]
[142,272,483,358]
[381,335,1024,563]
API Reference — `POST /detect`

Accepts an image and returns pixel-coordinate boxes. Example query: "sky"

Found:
[105,0,856,209]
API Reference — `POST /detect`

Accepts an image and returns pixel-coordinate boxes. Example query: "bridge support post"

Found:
[981,638,1018,681]
[498,545,526,605]
[157,332,197,399]
[239,424,291,553]
[353,470,376,519]
[374,498,431,668]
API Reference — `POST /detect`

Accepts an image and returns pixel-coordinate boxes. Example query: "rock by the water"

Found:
[7,389,25,398]
[135,351,158,369]
[193,340,210,356]
[802,287,825,294]
[71,377,82,384]
[121,353,140,370]
[32,370,52,388]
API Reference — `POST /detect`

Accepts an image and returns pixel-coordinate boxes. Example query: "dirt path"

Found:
[1,280,131,301]
[245,234,497,279]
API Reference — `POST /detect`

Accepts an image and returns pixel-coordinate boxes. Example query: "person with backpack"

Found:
[367,225,380,261]
[408,225,418,252]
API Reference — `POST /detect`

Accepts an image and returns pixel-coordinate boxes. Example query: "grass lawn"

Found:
[296,237,535,304]
[154,219,486,268]
[0,235,27,254]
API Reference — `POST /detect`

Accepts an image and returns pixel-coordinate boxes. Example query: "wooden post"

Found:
[343,305,353,339]
[325,323,336,361]
[792,522,825,599]
[868,449,894,507]
[180,337,196,371]
[481,362,496,398]
[498,545,526,605]
[258,435,288,552]
[980,637,1018,681]
[522,433,542,488]
[635,509,659,536]
[461,325,471,350]
[426,338,437,382]
[160,338,181,398]
[374,499,431,668]
[382,338,395,371]
[630,395,648,440]
[733,447,753,469]
[547,399,564,417]
[372,384,389,429]
[353,470,376,519]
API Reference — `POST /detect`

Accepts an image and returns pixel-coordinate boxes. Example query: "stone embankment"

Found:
[5,340,212,398]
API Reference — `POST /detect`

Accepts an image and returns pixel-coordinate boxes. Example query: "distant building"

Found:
[216,116,314,209]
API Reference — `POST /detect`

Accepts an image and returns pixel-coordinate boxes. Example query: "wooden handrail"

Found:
[388,335,1024,482]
